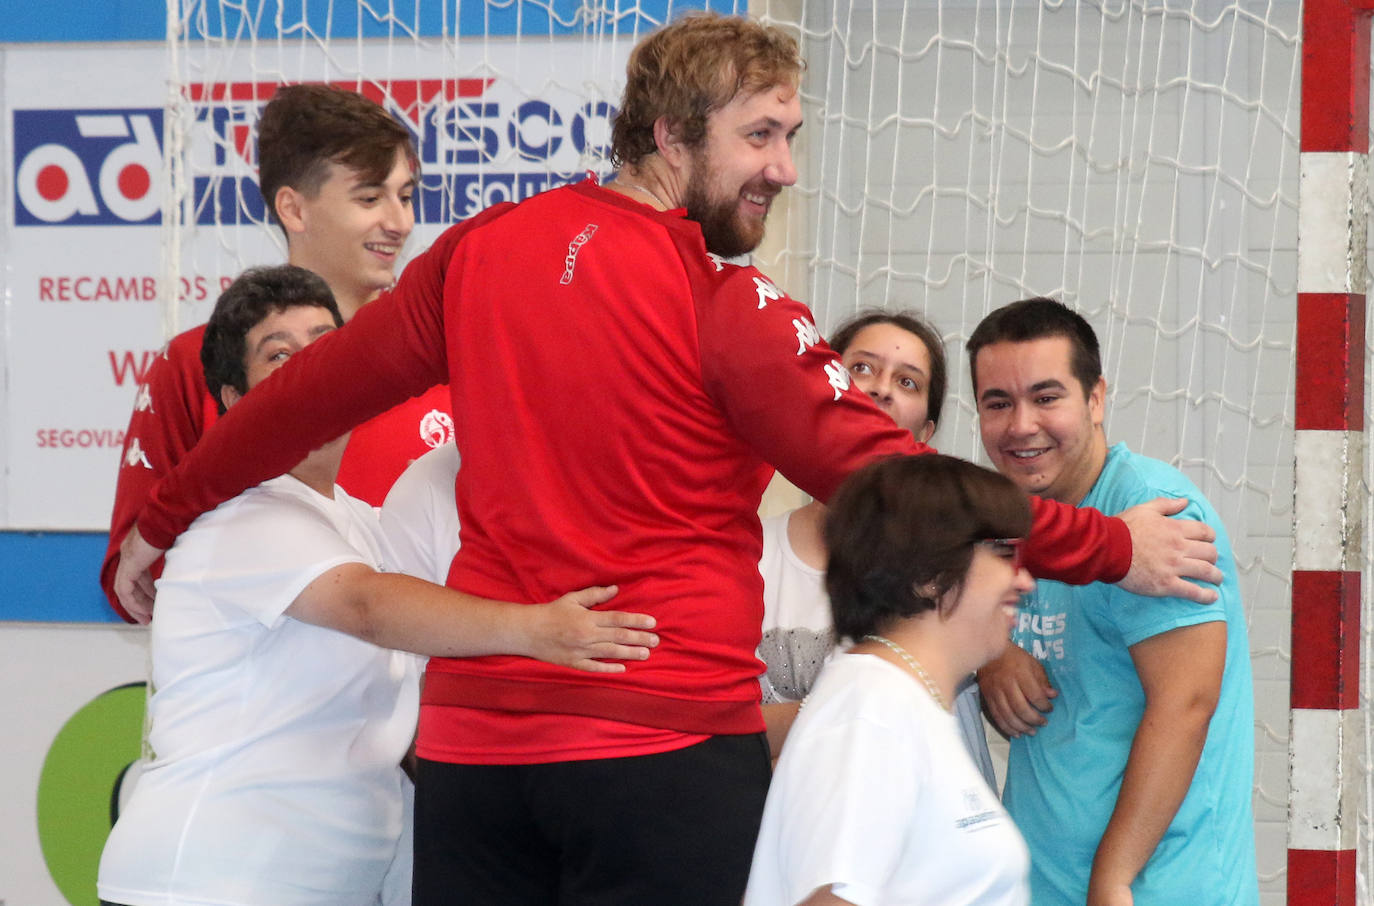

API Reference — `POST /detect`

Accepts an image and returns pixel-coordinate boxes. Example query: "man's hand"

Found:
[523,585,660,673]
[1117,498,1221,604]
[114,525,165,624]
[977,643,1057,738]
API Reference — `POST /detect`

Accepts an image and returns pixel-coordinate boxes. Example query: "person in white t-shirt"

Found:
[381,442,462,585]
[757,309,992,783]
[97,266,658,906]
[746,454,1033,906]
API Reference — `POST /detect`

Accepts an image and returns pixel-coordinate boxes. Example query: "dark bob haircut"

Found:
[824,454,1031,642]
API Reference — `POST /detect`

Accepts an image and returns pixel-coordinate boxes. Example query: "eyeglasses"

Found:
[978,537,1024,571]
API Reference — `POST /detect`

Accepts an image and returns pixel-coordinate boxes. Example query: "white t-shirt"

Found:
[757,509,835,704]
[744,653,1029,906]
[757,509,996,786]
[380,442,461,584]
[375,442,462,905]
[99,476,422,906]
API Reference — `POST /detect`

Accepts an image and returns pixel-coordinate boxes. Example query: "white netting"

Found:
[752,1,1302,895]
[166,0,1330,899]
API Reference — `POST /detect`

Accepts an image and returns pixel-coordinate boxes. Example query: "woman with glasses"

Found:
[745,454,1033,906]
[757,310,995,786]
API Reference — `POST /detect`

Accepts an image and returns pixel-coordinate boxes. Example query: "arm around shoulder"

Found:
[131,219,493,553]
[1023,495,1222,603]
[1023,495,1131,585]
[1115,497,1222,604]
[113,524,164,624]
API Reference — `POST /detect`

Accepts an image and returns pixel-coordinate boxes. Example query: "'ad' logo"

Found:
[14,109,163,226]
[14,81,620,228]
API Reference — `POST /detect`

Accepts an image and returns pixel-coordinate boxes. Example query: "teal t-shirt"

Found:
[1003,443,1257,905]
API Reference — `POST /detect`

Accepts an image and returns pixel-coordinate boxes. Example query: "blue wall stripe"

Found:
[0,0,165,42]
[0,532,121,623]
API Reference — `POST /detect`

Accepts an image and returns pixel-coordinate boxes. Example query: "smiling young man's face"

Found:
[286,147,416,317]
[973,334,1107,506]
[682,83,801,258]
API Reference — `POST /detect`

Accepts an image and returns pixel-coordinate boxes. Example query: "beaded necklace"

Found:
[863,634,949,712]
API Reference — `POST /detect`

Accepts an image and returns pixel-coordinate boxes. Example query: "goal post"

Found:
[1290,0,1371,902]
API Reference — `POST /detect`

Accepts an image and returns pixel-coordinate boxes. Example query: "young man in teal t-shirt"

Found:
[971,298,1257,906]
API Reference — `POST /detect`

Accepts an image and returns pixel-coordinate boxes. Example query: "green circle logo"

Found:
[36,682,146,906]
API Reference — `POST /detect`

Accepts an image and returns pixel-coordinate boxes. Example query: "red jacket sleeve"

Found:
[695,267,924,504]
[100,327,218,621]
[695,266,1131,585]
[1023,497,1131,584]
[137,208,511,550]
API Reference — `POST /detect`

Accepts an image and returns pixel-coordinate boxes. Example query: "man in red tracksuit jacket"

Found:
[102,84,452,622]
[115,15,1223,905]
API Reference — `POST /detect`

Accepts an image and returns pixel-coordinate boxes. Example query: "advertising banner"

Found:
[6,47,177,531]
[5,39,629,532]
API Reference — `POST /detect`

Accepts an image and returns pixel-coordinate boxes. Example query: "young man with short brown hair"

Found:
[102,84,452,621]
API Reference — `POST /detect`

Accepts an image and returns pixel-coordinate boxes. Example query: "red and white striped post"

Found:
[1291,0,1372,902]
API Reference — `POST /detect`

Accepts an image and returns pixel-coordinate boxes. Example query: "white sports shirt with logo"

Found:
[745,652,1028,906]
